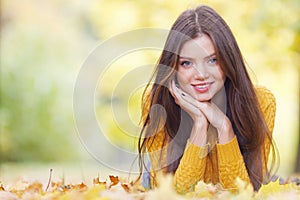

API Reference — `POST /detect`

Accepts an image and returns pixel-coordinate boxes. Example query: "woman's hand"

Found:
[195,101,234,143]
[169,80,208,146]
[169,80,208,126]
[169,80,234,144]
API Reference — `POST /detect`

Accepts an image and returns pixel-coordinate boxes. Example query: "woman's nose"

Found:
[193,65,207,79]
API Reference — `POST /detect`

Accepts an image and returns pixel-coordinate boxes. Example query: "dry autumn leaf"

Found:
[0,184,5,191]
[0,174,299,199]
[109,175,119,188]
[73,182,88,191]
[93,176,107,187]
[121,183,130,192]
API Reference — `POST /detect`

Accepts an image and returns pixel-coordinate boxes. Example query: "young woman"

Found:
[137,5,278,193]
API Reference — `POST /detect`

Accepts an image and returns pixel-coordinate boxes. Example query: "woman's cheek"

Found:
[177,74,188,87]
[177,69,192,84]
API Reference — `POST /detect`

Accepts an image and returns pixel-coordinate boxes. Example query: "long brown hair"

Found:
[137,5,278,191]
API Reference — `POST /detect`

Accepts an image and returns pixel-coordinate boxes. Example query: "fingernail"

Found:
[181,93,185,96]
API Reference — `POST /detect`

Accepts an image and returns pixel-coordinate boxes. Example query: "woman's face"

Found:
[177,34,225,102]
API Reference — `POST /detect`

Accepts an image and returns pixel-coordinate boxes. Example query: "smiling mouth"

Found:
[192,82,213,92]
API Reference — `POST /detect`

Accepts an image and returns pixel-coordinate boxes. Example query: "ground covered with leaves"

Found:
[0,173,300,200]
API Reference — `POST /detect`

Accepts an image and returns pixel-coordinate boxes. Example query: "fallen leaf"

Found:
[84,184,107,199]
[121,183,130,192]
[25,181,44,194]
[109,175,119,188]
[0,184,5,191]
[93,177,107,187]
[257,179,295,199]
[72,182,88,191]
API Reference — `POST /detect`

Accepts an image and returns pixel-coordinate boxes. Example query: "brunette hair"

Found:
[137,5,278,190]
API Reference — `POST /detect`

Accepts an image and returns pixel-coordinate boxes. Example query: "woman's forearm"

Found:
[217,117,235,144]
[189,121,208,147]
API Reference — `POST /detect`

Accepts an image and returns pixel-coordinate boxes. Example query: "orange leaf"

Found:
[51,181,62,189]
[25,181,43,194]
[109,175,119,188]
[59,184,71,192]
[73,182,88,191]
[93,177,106,186]
[0,184,5,191]
[121,183,130,192]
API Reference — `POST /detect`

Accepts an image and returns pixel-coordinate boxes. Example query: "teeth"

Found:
[196,85,208,89]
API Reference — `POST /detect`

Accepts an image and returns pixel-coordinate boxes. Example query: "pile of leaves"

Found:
[0,172,299,200]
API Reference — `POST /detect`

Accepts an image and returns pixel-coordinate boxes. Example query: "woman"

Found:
[137,5,278,193]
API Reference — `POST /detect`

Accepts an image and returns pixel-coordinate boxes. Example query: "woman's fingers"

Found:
[170,80,191,108]
[169,80,221,124]
[197,102,227,130]
[179,89,202,109]
[169,80,205,121]
[168,80,232,139]
[176,86,226,130]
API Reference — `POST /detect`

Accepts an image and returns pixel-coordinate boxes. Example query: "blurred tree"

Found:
[292,7,300,173]
[287,3,300,174]
[0,0,89,162]
[295,99,299,171]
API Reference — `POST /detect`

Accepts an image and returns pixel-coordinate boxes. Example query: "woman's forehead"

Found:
[179,34,216,58]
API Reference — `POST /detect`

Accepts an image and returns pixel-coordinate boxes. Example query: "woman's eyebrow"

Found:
[178,55,194,60]
[179,52,216,60]
[204,52,216,59]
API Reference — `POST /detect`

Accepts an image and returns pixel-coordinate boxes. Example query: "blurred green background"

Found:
[0,0,300,183]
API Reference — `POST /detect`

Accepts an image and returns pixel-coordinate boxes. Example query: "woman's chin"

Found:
[195,95,212,102]
[186,90,212,102]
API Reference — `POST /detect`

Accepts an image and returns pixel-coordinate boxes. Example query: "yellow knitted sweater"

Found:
[145,86,276,193]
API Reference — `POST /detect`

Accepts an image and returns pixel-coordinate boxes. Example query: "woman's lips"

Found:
[192,82,213,93]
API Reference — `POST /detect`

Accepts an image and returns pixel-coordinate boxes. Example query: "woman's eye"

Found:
[208,57,217,64]
[180,61,192,67]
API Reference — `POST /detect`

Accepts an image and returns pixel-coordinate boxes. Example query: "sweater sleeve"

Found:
[216,136,250,189]
[173,141,208,194]
[216,86,276,189]
[146,131,208,193]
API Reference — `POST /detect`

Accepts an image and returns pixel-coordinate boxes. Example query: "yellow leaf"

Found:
[186,181,216,198]
[84,185,107,200]
[0,184,5,191]
[257,179,295,198]
[145,175,186,200]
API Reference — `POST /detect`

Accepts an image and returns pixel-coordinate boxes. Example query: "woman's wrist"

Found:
[217,118,234,144]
